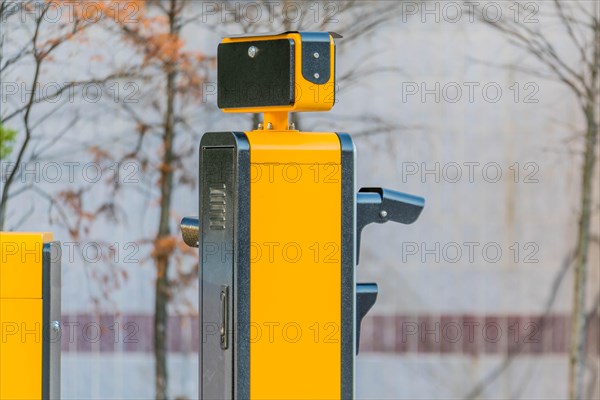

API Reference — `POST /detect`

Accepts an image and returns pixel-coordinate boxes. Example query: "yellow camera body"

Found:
[218,32,337,113]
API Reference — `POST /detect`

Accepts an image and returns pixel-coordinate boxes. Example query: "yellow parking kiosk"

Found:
[181,32,425,399]
[0,232,61,400]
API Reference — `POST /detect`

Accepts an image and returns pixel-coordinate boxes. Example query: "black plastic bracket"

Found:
[356,187,425,263]
[299,32,331,84]
[356,282,378,354]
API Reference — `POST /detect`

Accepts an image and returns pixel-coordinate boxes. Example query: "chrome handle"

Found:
[180,216,200,248]
[220,285,229,350]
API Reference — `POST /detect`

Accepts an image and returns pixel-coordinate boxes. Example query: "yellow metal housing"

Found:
[246,130,342,399]
[0,232,53,400]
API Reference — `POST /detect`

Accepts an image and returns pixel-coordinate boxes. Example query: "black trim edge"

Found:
[337,132,355,400]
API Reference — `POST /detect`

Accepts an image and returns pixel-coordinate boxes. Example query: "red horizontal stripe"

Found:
[57,313,599,355]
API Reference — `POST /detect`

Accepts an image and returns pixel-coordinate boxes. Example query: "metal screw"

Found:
[51,320,60,333]
[380,210,388,218]
[313,52,320,58]
[288,122,296,130]
[266,122,273,130]
[314,72,320,79]
[257,122,264,130]
[248,46,258,58]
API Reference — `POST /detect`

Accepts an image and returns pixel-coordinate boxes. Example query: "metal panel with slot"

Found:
[200,147,235,399]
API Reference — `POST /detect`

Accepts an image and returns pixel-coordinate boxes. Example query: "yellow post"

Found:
[182,31,424,400]
[0,232,61,400]
[262,111,290,131]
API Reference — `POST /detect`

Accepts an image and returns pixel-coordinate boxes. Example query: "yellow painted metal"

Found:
[0,232,51,299]
[221,32,336,113]
[0,299,43,399]
[263,111,290,131]
[0,232,51,399]
[246,130,342,399]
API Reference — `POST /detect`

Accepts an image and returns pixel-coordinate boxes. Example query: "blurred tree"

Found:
[78,1,210,398]
[466,1,599,399]
[0,0,133,230]
[0,1,206,397]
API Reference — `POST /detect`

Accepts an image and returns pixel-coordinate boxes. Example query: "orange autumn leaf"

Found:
[89,146,111,163]
[152,236,178,259]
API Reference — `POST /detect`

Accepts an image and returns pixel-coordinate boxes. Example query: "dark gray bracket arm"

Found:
[356,187,425,263]
[356,283,378,354]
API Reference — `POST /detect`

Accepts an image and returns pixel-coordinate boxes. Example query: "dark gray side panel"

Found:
[201,147,235,399]
[42,242,61,400]
[337,132,355,399]
[199,132,250,400]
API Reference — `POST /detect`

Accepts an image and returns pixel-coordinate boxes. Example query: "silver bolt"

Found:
[266,122,273,130]
[314,72,320,79]
[313,52,320,58]
[289,122,296,130]
[248,46,258,58]
[257,122,264,130]
[51,320,60,333]
[380,210,388,218]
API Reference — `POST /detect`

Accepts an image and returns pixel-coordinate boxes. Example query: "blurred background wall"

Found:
[1,1,598,399]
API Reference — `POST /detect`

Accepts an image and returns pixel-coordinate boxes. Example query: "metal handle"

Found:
[220,285,229,350]
[180,216,200,248]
